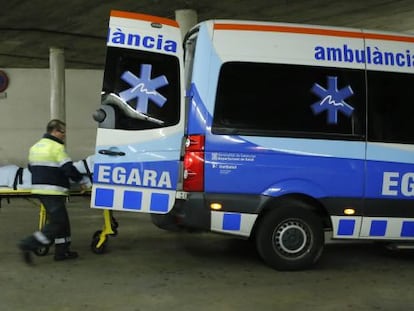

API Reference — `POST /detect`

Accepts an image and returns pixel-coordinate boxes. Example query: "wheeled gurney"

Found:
[0,157,118,254]
[0,187,93,256]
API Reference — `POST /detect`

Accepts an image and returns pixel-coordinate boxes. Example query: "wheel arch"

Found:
[251,193,331,240]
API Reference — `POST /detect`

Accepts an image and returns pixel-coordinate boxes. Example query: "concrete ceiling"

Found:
[2,0,414,69]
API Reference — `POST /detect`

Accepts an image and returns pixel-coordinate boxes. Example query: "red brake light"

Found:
[185,135,205,151]
[183,135,205,192]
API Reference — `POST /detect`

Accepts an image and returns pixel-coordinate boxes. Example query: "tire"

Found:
[34,245,50,256]
[255,203,324,271]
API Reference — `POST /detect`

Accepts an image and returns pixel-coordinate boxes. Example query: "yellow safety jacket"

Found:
[28,134,83,195]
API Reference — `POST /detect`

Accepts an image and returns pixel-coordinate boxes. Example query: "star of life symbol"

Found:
[119,64,169,114]
[310,76,354,124]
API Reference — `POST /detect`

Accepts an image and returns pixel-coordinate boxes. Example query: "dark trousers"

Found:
[20,195,71,254]
[40,195,71,241]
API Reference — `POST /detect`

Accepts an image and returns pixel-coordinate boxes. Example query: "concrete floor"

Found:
[1,196,414,311]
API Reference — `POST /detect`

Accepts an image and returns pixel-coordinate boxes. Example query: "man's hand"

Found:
[79,183,89,194]
[78,176,92,194]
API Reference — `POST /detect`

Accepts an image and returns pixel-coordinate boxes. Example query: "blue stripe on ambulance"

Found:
[188,81,414,201]
[332,216,414,239]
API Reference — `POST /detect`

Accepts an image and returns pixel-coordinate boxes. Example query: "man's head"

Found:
[46,119,66,141]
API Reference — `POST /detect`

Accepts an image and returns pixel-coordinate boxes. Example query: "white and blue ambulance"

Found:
[91,10,414,270]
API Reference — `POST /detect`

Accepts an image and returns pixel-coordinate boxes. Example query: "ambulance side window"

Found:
[367,70,414,144]
[212,62,366,140]
[101,47,180,130]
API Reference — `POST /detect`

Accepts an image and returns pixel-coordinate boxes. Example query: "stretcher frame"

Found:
[0,188,117,255]
[0,189,47,230]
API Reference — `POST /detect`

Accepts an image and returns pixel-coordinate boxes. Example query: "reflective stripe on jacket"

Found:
[29,134,83,195]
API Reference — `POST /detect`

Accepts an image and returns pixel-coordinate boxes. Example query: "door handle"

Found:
[98,149,126,156]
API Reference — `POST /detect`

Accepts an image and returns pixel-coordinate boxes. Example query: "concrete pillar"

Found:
[175,9,198,39]
[49,47,65,121]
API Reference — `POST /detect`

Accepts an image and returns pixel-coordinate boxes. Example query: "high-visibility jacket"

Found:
[28,134,83,195]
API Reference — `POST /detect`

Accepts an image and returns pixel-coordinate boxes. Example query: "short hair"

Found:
[46,119,66,133]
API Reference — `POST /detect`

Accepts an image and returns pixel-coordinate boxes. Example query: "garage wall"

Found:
[0,68,102,166]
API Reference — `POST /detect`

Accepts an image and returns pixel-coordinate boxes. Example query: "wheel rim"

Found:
[272,219,312,258]
[34,245,49,256]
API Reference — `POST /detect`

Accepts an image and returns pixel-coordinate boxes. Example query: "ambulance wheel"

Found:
[255,203,324,271]
[90,230,107,254]
[34,245,49,256]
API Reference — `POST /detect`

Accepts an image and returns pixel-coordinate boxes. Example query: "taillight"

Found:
[183,135,205,191]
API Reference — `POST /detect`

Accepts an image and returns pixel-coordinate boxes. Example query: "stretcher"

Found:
[0,188,50,255]
[0,187,118,255]
[0,156,119,254]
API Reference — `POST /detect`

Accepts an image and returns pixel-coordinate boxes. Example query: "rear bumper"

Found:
[151,192,264,231]
[172,193,211,230]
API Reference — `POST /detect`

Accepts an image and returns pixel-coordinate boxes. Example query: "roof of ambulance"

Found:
[2,0,414,69]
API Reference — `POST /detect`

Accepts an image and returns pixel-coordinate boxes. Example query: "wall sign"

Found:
[0,70,9,92]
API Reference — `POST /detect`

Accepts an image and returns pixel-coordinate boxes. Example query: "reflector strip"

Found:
[211,211,257,237]
[332,216,414,240]
[92,185,173,214]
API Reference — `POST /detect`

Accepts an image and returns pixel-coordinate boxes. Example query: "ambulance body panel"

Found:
[92,11,414,270]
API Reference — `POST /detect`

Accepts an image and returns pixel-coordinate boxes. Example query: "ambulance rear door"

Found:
[91,11,185,214]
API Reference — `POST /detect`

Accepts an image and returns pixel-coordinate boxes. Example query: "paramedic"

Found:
[18,119,90,264]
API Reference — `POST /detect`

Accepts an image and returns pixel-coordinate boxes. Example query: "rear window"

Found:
[101,47,180,130]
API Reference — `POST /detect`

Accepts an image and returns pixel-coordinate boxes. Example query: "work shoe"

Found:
[54,250,79,261]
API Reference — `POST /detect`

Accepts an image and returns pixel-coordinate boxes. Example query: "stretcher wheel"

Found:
[90,230,107,254]
[34,245,50,256]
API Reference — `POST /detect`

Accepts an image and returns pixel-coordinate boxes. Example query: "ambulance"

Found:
[91,10,414,270]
